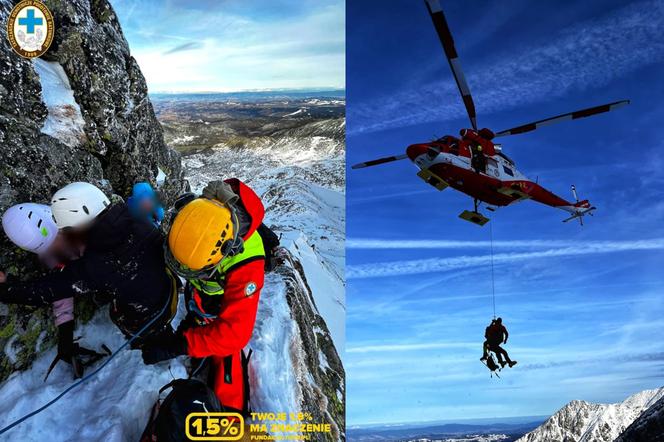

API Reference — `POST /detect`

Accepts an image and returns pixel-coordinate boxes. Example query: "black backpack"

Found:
[140,379,222,442]
[486,354,500,372]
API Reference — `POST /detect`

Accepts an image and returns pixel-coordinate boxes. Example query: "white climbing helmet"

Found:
[51,182,111,228]
[2,203,58,254]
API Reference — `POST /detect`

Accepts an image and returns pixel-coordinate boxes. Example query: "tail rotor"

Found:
[562,185,595,225]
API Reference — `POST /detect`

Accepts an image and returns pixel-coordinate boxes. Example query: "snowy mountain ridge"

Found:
[516,388,664,442]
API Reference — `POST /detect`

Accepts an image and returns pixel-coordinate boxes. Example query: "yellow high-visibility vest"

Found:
[190,231,265,296]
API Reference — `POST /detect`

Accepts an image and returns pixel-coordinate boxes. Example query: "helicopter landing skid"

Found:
[459,210,490,226]
[459,199,490,226]
[417,169,449,191]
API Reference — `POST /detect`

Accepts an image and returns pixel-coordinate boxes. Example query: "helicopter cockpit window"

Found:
[503,165,514,177]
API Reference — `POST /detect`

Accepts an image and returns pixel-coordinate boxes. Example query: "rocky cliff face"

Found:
[517,388,664,442]
[275,251,345,441]
[0,0,185,378]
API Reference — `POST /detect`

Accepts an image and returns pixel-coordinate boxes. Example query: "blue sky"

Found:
[109,0,344,92]
[347,0,664,427]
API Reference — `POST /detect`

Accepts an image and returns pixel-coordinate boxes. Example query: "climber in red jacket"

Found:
[141,179,268,414]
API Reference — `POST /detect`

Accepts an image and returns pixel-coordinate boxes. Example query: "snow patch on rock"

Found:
[156,167,167,187]
[32,59,87,148]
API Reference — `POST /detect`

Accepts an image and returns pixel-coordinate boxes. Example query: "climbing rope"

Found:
[489,221,496,319]
[0,296,172,436]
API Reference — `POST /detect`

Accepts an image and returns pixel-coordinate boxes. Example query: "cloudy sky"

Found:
[347,0,664,427]
[110,0,345,92]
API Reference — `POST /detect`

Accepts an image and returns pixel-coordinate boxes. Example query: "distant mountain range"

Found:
[149,89,345,102]
[348,387,664,442]
[348,417,546,441]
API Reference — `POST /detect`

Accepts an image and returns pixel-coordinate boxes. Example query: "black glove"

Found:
[202,181,238,205]
[141,329,188,365]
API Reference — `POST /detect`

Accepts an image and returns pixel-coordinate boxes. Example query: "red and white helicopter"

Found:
[352,0,629,226]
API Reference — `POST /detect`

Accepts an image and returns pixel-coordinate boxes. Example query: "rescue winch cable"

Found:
[489,221,496,319]
[0,295,173,436]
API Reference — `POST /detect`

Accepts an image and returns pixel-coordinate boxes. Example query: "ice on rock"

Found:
[32,59,87,148]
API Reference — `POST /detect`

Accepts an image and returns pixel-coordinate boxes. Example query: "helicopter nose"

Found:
[406,144,431,161]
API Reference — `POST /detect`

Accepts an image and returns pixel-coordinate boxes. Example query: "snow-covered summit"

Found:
[517,388,664,442]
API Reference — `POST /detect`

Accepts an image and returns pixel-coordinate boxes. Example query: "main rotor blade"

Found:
[424,0,478,130]
[351,154,408,169]
[495,100,630,137]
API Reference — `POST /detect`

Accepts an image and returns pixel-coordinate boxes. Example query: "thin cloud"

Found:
[348,0,664,135]
[162,41,203,55]
[349,238,583,249]
[347,239,664,279]
[347,342,476,354]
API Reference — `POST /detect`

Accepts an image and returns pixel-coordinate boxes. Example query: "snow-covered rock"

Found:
[32,59,87,147]
[516,388,664,442]
[615,393,664,442]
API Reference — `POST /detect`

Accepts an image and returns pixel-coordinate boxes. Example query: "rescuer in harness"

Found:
[481,317,517,368]
[141,179,274,415]
[470,144,487,174]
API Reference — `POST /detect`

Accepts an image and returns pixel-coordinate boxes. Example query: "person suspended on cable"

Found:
[0,182,179,345]
[481,317,517,368]
[0,203,107,379]
[140,179,278,415]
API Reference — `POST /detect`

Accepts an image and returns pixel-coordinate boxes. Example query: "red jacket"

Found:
[183,179,266,358]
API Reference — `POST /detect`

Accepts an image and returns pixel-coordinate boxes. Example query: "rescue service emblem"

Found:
[244,282,257,297]
[7,1,54,59]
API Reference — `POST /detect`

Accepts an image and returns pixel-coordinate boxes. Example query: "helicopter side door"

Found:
[486,157,501,179]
